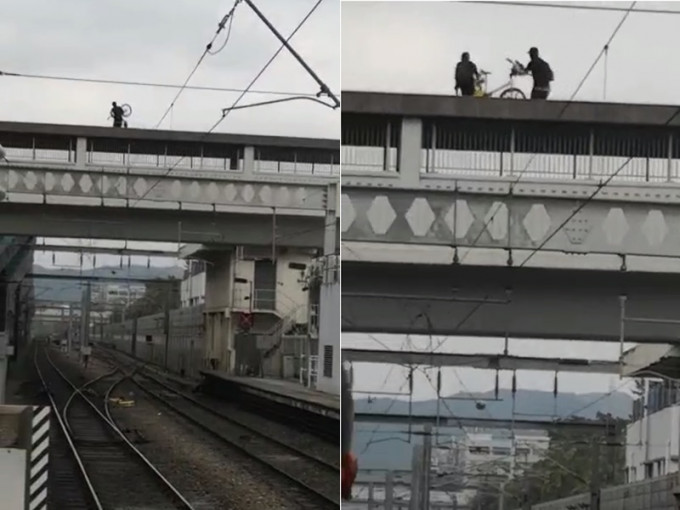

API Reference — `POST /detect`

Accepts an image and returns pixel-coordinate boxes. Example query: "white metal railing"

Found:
[343,145,680,183]
[260,303,306,361]
[1,137,339,177]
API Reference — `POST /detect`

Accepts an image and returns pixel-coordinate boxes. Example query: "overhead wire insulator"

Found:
[511,371,517,395]
[553,372,559,397]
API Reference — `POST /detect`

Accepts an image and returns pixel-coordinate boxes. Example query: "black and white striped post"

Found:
[28,406,50,510]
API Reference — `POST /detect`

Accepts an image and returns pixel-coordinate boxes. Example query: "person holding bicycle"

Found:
[525,47,554,100]
[455,52,480,97]
[110,101,126,128]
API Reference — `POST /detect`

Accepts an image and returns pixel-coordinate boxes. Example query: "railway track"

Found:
[35,347,195,510]
[115,368,340,509]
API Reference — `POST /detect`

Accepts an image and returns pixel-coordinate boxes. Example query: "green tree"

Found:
[469,414,626,509]
[125,278,180,319]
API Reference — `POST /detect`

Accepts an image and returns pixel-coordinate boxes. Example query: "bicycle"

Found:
[472,58,527,99]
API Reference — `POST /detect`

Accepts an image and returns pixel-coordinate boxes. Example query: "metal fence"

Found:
[2,136,339,177]
[342,118,680,183]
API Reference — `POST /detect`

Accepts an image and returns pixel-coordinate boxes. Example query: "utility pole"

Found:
[80,282,91,366]
[421,424,433,510]
[590,436,602,510]
[410,444,423,510]
[385,471,394,510]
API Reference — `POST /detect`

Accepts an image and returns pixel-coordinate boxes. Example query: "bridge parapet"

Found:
[342,91,680,186]
[0,121,339,212]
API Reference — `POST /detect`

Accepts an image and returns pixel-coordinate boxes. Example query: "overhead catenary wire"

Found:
[0,69,320,98]
[464,1,680,15]
[154,0,243,129]
[133,0,327,206]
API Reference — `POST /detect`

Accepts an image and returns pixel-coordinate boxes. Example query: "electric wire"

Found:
[133,0,326,206]
[154,0,242,129]
[464,1,680,15]
[0,69,320,98]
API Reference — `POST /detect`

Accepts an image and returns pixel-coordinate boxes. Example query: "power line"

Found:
[465,1,680,15]
[154,0,242,129]
[133,0,327,205]
[0,70,318,98]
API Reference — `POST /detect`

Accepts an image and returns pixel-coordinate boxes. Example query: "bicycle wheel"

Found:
[499,88,526,99]
[121,103,132,117]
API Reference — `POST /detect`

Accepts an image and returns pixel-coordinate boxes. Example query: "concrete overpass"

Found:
[341,92,680,342]
[0,121,339,248]
[342,348,620,373]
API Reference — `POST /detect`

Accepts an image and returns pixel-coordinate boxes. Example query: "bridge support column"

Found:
[397,118,422,187]
[204,250,236,373]
[74,137,87,168]
[243,146,255,176]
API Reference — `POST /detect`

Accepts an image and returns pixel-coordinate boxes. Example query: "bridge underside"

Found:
[342,262,680,343]
[0,202,339,248]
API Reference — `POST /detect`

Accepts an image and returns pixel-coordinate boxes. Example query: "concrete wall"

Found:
[626,406,680,482]
[204,252,233,313]
[180,272,205,308]
[101,305,207,379]
[232,251,310,322]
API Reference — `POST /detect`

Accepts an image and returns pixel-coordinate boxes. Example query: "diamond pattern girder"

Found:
[4,168,326,210]
[342,188,680,258]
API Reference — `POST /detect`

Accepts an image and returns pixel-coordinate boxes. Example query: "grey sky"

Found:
[342,1,679,103]
[341,0,663,399]
[3,0,340,269]
[0,0,339,137]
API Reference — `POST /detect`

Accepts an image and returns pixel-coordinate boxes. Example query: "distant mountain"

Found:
[354,388,633,470]
[32,264,183,302]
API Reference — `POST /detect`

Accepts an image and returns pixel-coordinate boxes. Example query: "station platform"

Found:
[199,371,339,421]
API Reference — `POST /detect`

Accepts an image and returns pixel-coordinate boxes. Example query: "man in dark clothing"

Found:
[110,101,124,127]
[455,52,479,97]
[525,47,554,100]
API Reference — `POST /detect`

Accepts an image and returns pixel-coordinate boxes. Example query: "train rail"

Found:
[35,347,195,510]
[95,349,339,509]
[126,373,339,509]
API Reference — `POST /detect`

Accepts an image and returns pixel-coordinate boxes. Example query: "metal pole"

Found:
[619,295,626,374]
[410,445,423,510]
[590,438,601,510]
[422,424,433,509]
[0,331,7,405]
[242,0,340,108]
[385,471,394,510]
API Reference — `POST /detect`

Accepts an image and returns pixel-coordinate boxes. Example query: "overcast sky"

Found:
[1,0,339,269]
[341,0,670,401]
[0,0,339,137]
[342,1,680,103]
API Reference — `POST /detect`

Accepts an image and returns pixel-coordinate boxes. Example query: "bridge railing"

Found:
[342,115,680,184]
[1,132,340,177]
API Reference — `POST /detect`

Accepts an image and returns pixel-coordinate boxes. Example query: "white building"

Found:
[178,246,340,394]
[93,283,146,306]
[625,380,680,482]
[181,260,206,308]
[433,429,550,504]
